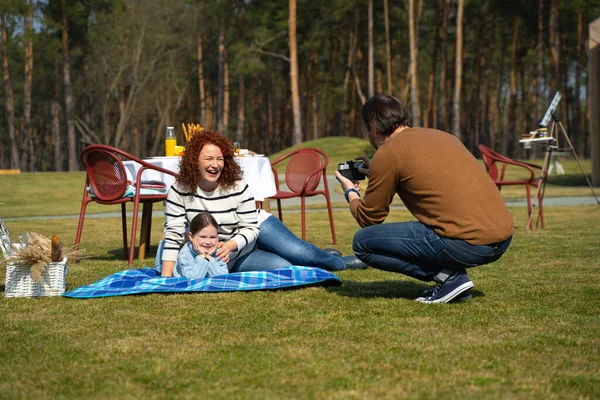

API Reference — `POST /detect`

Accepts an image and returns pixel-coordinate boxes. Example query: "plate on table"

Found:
[251,154,265,157]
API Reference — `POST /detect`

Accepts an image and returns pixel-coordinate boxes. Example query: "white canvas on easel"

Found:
[540,92,567,176]
[527,92,600,228]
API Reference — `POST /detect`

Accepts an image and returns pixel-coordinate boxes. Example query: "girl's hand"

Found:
[191,235,218,258]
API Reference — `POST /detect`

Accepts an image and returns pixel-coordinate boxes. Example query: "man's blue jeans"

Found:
[154,215,345,273]
[352,221,512,282]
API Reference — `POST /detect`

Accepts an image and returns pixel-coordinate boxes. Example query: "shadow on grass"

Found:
[328,279,428,299]
[329,279,485,301]
[547,174,591,187]
[78,246,161,263]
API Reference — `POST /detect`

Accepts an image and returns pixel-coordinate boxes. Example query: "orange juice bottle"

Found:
[165,126,176,156]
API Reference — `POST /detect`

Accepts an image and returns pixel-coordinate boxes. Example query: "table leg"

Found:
[262,199,271,212]
[138,203,153,260]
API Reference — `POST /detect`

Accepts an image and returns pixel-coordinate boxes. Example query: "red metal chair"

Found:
[478,144,545,230]
[269,148,337,244]
[73,145,178,264]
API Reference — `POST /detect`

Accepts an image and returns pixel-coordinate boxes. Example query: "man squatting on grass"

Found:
[335,94,514,303]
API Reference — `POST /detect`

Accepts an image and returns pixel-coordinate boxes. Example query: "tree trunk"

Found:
[528,0,544,159]
[351,2,366,106]
[217,26,225,133]
[493,23,507,150]
[310,50,319,140]
[23,0,34,171]
[342,28,355,133]
[409,0,421,126]
[559,31,569,148]
[289,0,303,145]
[549,0,559,91]
[384,0,393,94]
[590,17,600,182]
[425,0,445,129]
[452,0,464,139]
[236,75,246,144]
[52,59,62,171]
[132,123,141,157]
[438,0,450,131]
[517,57,528,158]
[312,85,318,140]
[82,58,92,129]
[367,0,374,98]
[102,89,111,145]
[503,18,520,156]
[197,19,206,127]
[224,49,230,135]
[353,65,367,106]
[573,9,583,154]
[267,80,273,151]
[472,4,487,151]
[206,90,214,131]
[1,14,19,170]
[536,0,545,117]
[235,0,245,144]
[61,0,77,171]
[483,12,497,147]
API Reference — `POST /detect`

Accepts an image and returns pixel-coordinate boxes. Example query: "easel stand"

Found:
[528,113,600,229]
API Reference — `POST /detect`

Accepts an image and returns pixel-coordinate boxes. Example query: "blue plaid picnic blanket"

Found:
[62,266,342,298]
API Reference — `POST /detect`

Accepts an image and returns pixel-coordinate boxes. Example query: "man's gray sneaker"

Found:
[416,270,474,303]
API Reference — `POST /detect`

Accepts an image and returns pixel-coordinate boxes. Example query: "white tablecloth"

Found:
[123,156,276,201]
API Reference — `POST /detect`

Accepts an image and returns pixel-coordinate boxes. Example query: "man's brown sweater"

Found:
[350,127,514,245]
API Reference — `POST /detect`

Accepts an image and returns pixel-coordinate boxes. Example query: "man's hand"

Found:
[335,171,359,192]
[355,155,371,175]
[335,171,361,205]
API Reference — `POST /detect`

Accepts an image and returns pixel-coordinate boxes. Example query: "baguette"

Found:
[51,234,63,262]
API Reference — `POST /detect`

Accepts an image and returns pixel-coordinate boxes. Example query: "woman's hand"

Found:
[215,240,236,263]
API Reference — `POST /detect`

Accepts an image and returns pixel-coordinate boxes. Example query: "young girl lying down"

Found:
[173,212,229,279]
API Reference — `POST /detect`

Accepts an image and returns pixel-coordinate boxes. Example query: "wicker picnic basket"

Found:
[4,258,69,298]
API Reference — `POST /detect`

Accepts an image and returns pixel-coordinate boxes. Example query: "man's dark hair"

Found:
[361,94,412,136]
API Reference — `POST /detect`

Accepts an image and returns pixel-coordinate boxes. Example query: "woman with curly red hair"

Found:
[157,131,366,276]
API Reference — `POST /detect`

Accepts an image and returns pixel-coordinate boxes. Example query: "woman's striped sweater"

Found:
[162,180,259,262]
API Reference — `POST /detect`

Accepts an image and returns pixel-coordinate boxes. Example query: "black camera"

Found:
[337,160,366,180]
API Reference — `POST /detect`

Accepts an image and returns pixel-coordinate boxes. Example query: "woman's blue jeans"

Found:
[154,215,345,273]
[352,221,512,282]
[242,215,345,272]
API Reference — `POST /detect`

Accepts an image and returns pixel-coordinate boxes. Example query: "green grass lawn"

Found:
[1,138,600,399]
[1,206,599,399]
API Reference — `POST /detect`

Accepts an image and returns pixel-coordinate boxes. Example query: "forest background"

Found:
[1,0,599,172]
